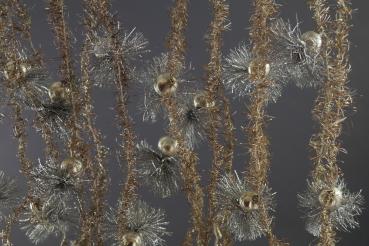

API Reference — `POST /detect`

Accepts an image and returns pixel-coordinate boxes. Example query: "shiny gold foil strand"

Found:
[46,0,84,160]
[71,1,110,244]
[245,0,288,245]
[163,0,207,244]
[0,1,40,244]
[308,0,353,244]
[204,0,234,244]
[89,0,139,241]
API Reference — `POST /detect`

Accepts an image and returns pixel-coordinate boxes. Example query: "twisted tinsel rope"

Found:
[47,0,85,160]
[308,0,354,244]
[93,0,140,242]
[245,0,288,245]
[162,0,207,244]
[0,1,35,244]
[204,0,234,244]
[72,2,110,243]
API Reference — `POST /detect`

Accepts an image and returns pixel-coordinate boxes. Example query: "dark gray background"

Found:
[1,0,368,245]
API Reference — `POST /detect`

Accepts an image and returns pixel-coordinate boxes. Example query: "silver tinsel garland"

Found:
[20,196,79,244]
[90,28,148,88]
[0,170,19,220]
[105,200,170,246]
[136,140,181,198]
[216,172,275,241]
[298,178,363,237]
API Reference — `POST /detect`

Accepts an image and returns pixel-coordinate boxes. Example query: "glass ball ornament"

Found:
[318,187,343,209]
[301,31,322,54]
[154,73,178,95]
[121,232,143,246]
[239,191,260,211]
[248,60,270,77]
[193,92,215,109]
[158,136,178,156]
[60,157,83,176]
[48,81,67,103]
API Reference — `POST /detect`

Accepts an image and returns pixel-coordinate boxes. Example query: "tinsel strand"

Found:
[46,0,83,159]
[73,2,109,244]
[0,2,34,243]
[246,0,287,245]
[204,0,233,244]
[308,0,353,244]
[164,0,207,244]
[95,0,139,240]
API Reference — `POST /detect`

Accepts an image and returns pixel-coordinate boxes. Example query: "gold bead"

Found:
[154,73,177,95]
[193,92,215,109]
[3,61,31,80]
[248,60,270,77]
[48,81,67,103]
[301,31,322,54]
[318,188,343,208]
[60,157,83,176]
[29,199,41,212]
[158,136,178,156]
[239,191,259,211]
[122,232,142,246]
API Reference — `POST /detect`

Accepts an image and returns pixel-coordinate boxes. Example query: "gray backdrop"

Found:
[1,0,368,245]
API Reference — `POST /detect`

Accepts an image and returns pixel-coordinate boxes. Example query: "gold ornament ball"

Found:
[239,191,259,211]
[248,60,270,77]
[154,73,178,95]
[318,187,343,209]
[193,92,215,109]
[158,136,178,156]
[60,157,83,176]
[48,81,67,103]
[301,31,322,54]
[122,232,142,246]
[3,61,31,80]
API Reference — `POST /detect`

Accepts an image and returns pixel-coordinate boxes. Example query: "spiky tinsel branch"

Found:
[162,0,207,244]
[244,0,287,245]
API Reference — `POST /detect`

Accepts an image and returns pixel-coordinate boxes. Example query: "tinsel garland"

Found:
[300,0,363,245]
[0,0,364,245]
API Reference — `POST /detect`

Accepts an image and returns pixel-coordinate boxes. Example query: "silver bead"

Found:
[154,73,178,95]
[158,136,178,156]
[60,157,83,176]
[301,31,322,54]
[239,191,260,211]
